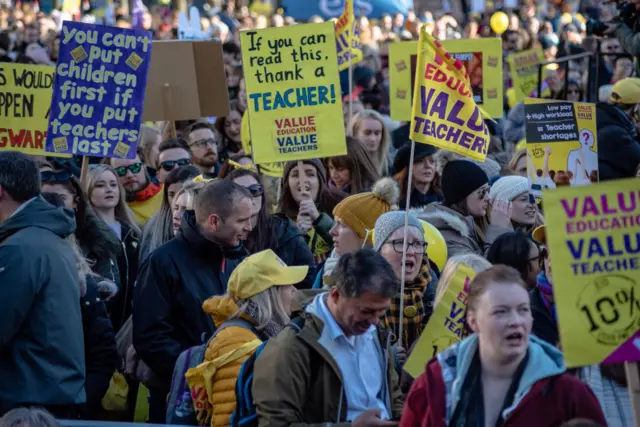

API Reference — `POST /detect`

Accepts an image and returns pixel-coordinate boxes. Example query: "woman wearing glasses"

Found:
[420,160,511,258]
[374,211,438,352]
[226,168,315,289]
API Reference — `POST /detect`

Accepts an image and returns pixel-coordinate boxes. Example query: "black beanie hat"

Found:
[441,160,488,205]
[392,142,438,175]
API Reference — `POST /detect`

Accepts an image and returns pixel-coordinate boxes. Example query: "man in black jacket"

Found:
[0,152,86,417]
[133,179,252,422]
[596,77,640,180]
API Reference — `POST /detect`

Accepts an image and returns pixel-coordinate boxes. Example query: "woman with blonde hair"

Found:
[171,181,207,236]
[85,164,141,331]
[508,148,528,177]
[137,125,162,172]
[183,250,306,427]
[434,253,492,308]
[348,109,393,176]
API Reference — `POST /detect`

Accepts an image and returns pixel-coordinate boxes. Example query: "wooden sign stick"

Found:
[163,83,177,139]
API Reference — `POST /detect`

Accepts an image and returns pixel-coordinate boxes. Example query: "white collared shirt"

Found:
[307,294,390,421]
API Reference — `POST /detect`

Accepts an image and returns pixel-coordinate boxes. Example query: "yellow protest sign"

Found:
[0,64,69,157]
[240,22,346,164]
[389,37,503,121]
[335,0,362,72]
[403,264,476,378]
[409,29,491,161]
[524,99,598,197]
[507,48,550,102]
[241,109,285,177]
[544,179,640,368]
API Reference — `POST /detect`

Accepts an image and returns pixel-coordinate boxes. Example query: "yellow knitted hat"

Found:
[332,178,400,239]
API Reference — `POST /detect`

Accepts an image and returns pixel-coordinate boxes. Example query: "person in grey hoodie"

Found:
[0,152,85,417]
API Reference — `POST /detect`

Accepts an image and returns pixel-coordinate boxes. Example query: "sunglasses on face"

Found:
[41,170,72,183]
[159,158,192,172]
[247,184,264,197]
[115,163,143,177]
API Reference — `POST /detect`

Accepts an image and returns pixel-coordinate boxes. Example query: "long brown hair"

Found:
[226,168,277,253]
[347,109,391,176]
[278,160,346,221]
[325,136,381,194]
[393,155,442,199]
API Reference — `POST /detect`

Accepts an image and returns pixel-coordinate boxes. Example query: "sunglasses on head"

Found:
[159,158,192,172]
[115,163,143,177]
[247,184,264,197]
[41,170,72,183]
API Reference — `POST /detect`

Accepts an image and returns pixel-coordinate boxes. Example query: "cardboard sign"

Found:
[45,22,152,159]
[389,38,503,121]
[404,264,476,378]
[335,0,362,72]
[142,40,230,121]
[544,178,640,367]
[409,29,490,161]
[524,99,598,197]
[240,22,346,164]
[177,7,213,40]
[0,64,69,157]
[507,48,550,102]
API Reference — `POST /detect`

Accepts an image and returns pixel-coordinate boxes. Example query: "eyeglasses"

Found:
[159,158,192,172]
[41,170,72,183]
[189,138,217,149]
[246,184,264,198]
[388,239,428,254]
[114,163,143,177]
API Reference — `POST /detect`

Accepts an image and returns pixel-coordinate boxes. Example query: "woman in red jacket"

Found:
[400,265,606,427]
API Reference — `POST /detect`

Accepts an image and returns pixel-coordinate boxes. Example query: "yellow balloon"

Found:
[419,220,448,272]
[490,12,509,35]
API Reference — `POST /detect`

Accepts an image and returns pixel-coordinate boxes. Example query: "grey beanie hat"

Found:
[374,211,422,252]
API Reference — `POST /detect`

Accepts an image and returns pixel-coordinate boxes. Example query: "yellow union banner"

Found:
[240,22,346,164]
[389,37,503,121]
[409,28,490,161]
[544,179,640,368]
[403,264,476,378]
[335,0,362,72]
[507,48,550,102]
[0,64,70,157]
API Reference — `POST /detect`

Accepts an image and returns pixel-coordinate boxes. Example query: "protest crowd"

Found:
[1,0,640,426]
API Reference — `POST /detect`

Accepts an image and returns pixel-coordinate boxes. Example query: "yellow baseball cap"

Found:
[227,250,309,299]
[532,225,546,245]
[610,78,640,104]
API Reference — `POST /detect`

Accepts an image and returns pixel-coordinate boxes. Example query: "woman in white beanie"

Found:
[489,175,544,236]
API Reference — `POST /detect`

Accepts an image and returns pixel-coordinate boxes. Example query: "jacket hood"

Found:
[0,196,75,242]
[203,295,242,328]
[180,210,247,259]
[438,334,565,424]
[596,102,638,138]
[419,203,473,238]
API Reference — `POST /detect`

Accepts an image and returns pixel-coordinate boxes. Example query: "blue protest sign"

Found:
[45,21,152,159]
[279,0,410,21]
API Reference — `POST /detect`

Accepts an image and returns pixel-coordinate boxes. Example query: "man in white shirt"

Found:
[253,249,403,427]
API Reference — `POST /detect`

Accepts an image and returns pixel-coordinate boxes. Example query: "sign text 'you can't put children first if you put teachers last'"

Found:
[45,21,152,159]
[240,21,346,164]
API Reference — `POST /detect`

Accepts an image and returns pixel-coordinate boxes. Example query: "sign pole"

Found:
[163,83,177,139]
[79,156,89,187]
[397,139,416,347]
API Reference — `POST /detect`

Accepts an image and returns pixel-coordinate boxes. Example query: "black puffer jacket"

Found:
[271,214,315,289]
[80,275,119,420]
[132,211,248,382]
[595,102,640,180]
[109,223,140,333]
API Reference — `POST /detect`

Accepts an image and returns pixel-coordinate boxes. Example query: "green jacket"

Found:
[252,294,403,427]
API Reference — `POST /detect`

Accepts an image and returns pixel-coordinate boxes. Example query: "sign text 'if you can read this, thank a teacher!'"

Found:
[45,21,152,159]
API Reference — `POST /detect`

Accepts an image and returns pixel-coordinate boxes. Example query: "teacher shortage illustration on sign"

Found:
[240,21,346,164]
[544,179,640,367]
[524,99,598,197]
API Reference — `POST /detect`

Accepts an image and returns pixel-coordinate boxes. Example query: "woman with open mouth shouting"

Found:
[400,265,606,427]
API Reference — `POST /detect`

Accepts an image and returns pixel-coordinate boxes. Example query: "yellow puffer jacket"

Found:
[189,296,262,427]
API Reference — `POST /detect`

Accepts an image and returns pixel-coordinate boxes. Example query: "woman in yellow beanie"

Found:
[312,177,399,288]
